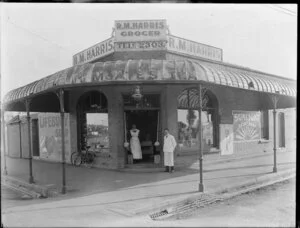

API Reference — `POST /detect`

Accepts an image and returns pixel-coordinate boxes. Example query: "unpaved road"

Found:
[1,185,34,209]
[102,178,296,227]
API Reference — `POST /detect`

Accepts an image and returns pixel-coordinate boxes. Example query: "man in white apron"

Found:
[163,128,177,173]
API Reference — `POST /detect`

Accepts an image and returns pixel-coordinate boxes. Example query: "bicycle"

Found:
[71,145,96,168]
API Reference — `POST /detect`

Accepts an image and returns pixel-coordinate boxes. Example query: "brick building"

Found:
[2,19,296,173]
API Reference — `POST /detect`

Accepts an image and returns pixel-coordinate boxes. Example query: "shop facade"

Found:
[2,19,296,172]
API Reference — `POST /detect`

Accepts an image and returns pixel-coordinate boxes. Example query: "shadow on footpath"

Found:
[3,156,295,203]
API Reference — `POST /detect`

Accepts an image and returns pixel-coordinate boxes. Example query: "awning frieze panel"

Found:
[3,59,296,105]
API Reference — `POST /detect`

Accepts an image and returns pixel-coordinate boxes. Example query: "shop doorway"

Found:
[125,110,159,163]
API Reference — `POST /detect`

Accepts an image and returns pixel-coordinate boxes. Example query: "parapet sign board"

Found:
[72,19,223,65]
[114,20,167,42]
[73,37,114,66]
[167,35,223,62]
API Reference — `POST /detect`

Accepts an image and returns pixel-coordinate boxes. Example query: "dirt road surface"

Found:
[102,178,296,227]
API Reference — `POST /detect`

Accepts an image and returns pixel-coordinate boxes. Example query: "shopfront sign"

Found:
[114,40,167,51]
[38,113,71,163]
[73,37,114,65]
[114,20,167,42]
[233,111,261,141]
[167,35,223,62]
[220,124,233,155]
[73,20,223,66]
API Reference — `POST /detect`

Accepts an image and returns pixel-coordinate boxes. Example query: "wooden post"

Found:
[25,98,34,183]
[57,89,66,194]
[198,84,204,192]
[271,94,279,173]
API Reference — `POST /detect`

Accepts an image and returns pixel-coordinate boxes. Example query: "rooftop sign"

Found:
[72,19,223,65]
[73,37,114,66]
[114,19,167,42]
[167,35,223,62]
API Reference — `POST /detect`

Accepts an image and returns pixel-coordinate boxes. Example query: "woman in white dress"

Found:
[130,124,143,161]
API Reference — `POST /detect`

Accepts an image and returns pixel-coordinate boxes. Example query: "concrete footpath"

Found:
[1,150,296,227]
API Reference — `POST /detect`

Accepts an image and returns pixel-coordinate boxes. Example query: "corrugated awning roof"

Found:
[3,59,296,105]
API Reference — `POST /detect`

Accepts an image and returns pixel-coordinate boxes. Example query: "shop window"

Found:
[77,91,108,151]
[177,87,219,151]
[86,113,109,152]
[261,110,269,139]
[178,109,214,150]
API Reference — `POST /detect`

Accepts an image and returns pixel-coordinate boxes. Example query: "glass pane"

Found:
[177,109,214,151]
[86,113,109,151]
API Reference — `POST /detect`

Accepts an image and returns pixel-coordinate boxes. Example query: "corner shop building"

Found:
[2,19,296,171]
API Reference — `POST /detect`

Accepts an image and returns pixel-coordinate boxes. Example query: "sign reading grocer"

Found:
[233,111,261,141]
[114,20,167,42]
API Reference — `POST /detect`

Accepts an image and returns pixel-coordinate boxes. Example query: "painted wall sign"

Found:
[220,124,233,155]
[73,37,114,65]
[114,20,167,42]
[167,35,223,62]
[38,113,71,163]
[233,111,261,141]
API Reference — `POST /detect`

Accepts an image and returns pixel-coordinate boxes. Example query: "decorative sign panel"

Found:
[220,124,233,155]
[114,20,167,42]
[233,111,261,141]
[73,37,114,65]
[38,113,71,163]
[167,35,223,62]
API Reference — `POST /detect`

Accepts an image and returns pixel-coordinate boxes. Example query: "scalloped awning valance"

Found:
[3,59,296,104]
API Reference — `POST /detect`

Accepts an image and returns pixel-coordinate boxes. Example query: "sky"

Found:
[0,3,297,98]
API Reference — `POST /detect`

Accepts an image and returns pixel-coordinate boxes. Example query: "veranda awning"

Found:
[3,59,296,105]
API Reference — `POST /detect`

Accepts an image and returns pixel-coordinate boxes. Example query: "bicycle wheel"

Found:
[71,152,78,165]
[74,154,82,166]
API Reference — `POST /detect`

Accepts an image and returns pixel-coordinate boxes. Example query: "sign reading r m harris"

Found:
[114,20,167,42]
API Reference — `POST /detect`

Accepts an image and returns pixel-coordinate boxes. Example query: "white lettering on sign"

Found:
[114,20,167,42]
[167,35,223,62]
[73,37,114,66]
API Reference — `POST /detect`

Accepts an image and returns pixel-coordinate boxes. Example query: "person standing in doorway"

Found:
[130,124,142,162]
[163,128,177,173]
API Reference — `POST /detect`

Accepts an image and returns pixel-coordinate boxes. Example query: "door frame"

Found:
[124,108,161,164]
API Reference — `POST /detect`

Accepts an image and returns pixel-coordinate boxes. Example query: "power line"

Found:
[268,4,296,17]
[264,4,296,17]
[5,17,74,54]
[272,4,297,15]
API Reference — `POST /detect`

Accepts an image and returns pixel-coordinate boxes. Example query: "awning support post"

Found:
[1,108,8,175]
[270,94,279,173]
[25,98,34,184]
[198,84,204,192]
[57,89,66,194]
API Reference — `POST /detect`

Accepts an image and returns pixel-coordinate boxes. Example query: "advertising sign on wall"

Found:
[167,35,223,62]
[233,111,261,141]
[38,113,71,163]
[73,37,114,65]
[220,124,233,155]
[114,20,167,42]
